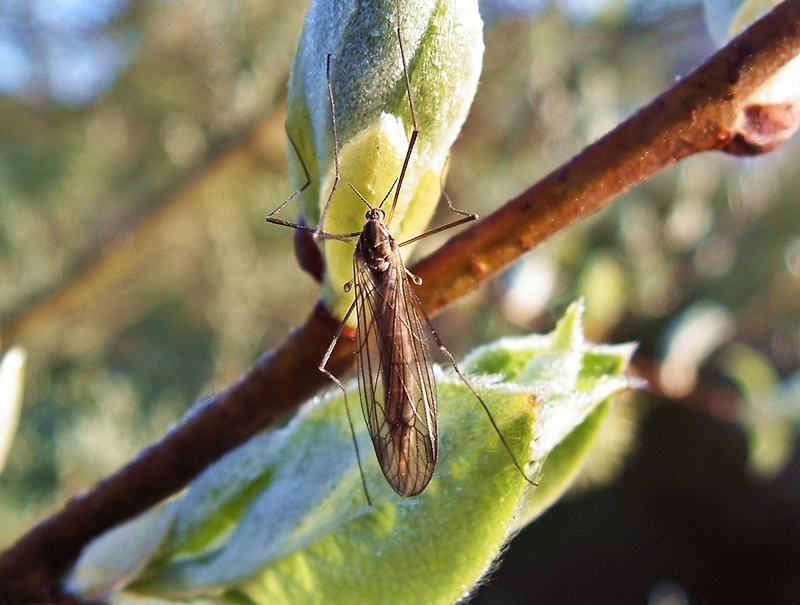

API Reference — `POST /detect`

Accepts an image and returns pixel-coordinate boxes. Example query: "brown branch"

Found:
[2,1,800,602]
[412,1,800,312]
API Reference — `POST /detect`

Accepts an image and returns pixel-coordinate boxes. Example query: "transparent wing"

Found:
[353,251,438,497]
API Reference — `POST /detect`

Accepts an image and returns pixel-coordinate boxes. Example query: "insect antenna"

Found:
[349,179,399,214]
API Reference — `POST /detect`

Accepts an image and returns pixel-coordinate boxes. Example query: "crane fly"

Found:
[349,202,438,496]
[267,0,534,500]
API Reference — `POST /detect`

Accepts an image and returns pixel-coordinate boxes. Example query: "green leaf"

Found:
[65,301,637,605]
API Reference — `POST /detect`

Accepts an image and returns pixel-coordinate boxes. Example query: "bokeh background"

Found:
[1,0,799,603]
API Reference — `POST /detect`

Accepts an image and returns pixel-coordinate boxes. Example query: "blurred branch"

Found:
[632,354,744,422]
[0,108,289,358]
[2,0,800,602]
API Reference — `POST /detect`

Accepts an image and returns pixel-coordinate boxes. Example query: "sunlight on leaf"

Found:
[65,301,637,605]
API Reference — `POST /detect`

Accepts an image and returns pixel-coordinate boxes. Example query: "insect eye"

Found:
[365,208,385,221]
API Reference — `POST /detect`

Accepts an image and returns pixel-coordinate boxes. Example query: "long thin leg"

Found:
[398,211,477,248]
[409,288,538,487]
[267,56,354,243]
[265,132,310,221]
[314,55,342,240]
[384,0,419,226]
[265,129,317,232]
[319,298,373,505]
[265,128,355,240]
[398,157,480,247]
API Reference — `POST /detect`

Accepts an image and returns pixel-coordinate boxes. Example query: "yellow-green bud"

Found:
[286,0,484,319]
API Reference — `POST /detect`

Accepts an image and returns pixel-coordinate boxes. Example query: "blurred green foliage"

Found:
[1,1,799,601]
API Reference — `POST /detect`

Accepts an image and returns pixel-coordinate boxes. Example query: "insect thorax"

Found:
[356,217,398,274]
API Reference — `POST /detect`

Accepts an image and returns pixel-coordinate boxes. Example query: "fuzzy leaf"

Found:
[66,301,637,605]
